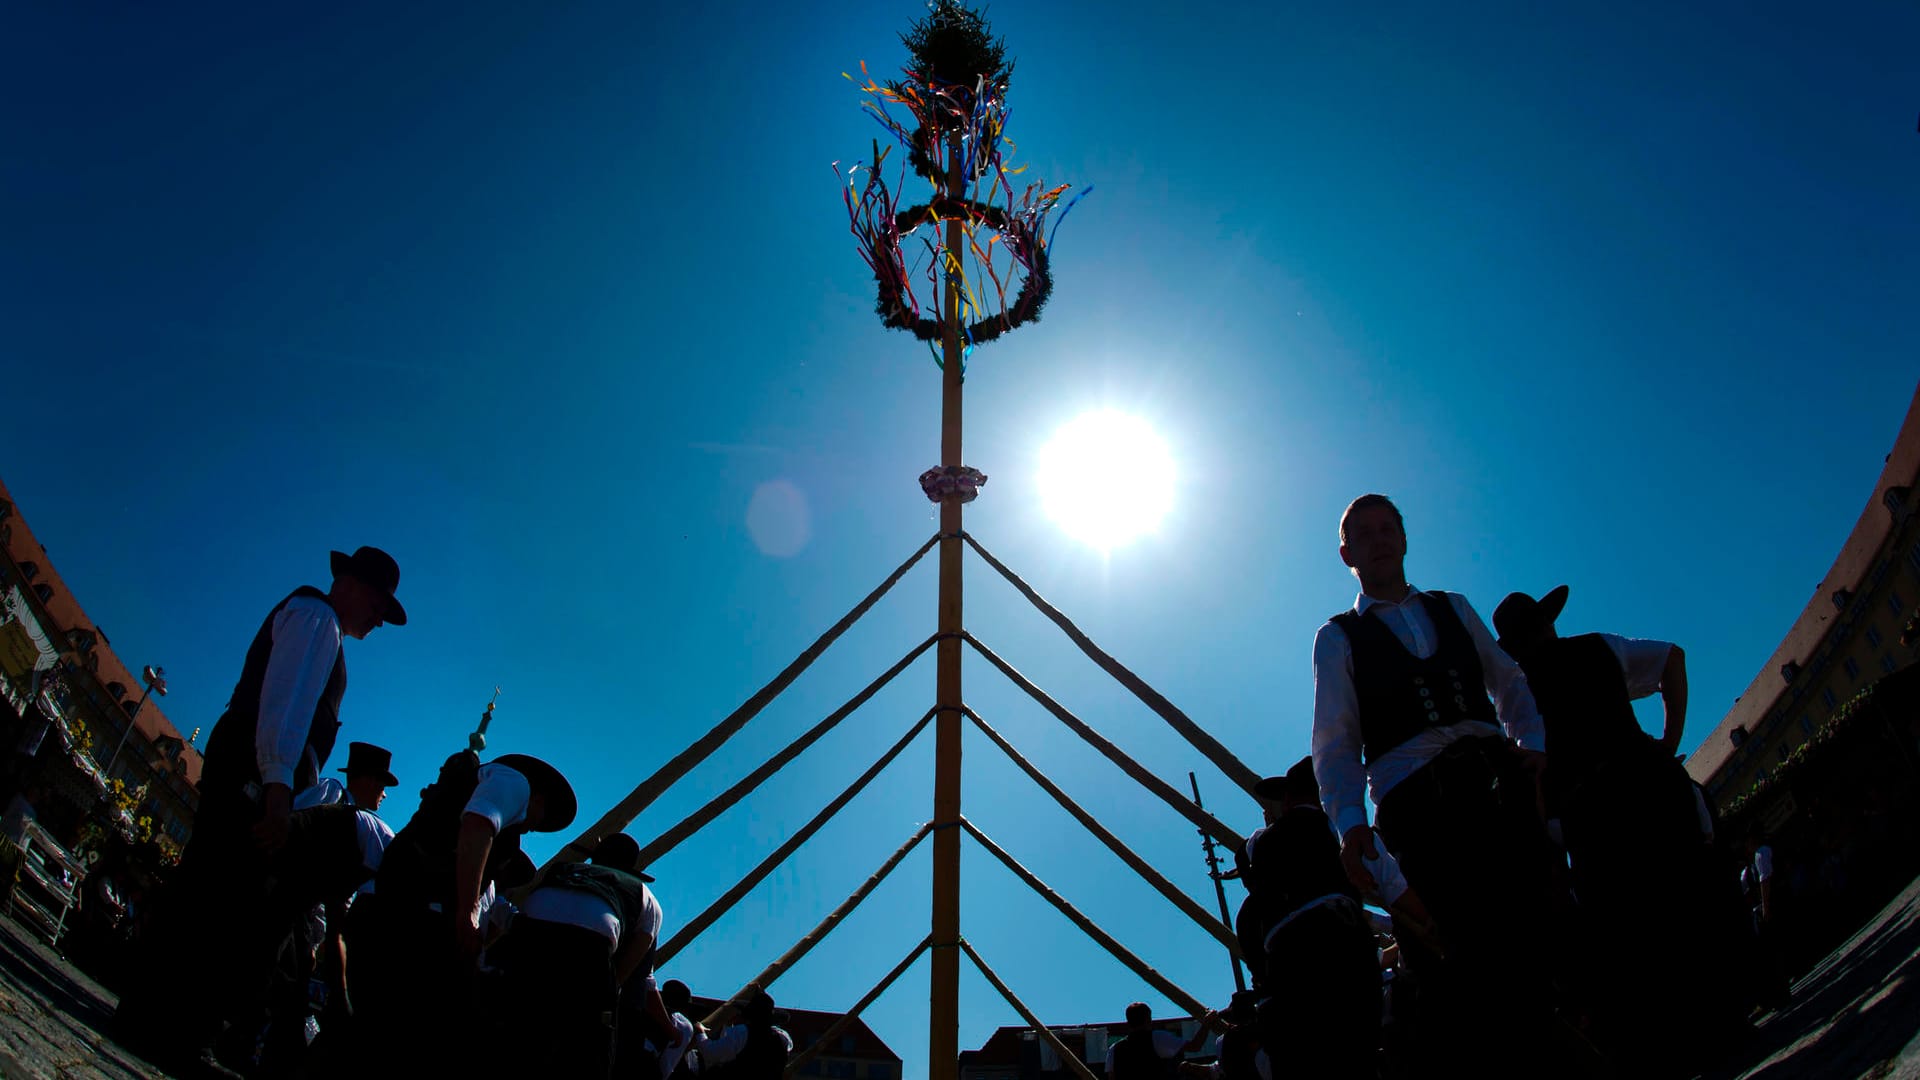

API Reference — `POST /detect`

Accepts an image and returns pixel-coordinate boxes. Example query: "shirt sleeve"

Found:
[292,777,347,811]
[1754,846,1774,882]
[703,1026,748,1064]
[1450,594,1543,751]
[1597,633,1673,700]
[256,597,344,789]
[1311,621,1371,838]
[1104,1045,1118,1076]
[463,764,532,833]
[1368,843,1410,906]
[1153,1031,1186,1058]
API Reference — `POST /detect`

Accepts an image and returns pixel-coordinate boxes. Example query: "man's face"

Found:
[347,776,389,810]
[334,577,388,640]
[1340,505,1407,580]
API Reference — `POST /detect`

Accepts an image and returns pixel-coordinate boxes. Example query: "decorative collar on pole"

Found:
[920,466,987,504]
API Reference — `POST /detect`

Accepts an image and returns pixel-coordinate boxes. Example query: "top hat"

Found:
[492,753,578,834]
[329,546,408,626]
[1492,585,1570,653]
[590,833,656,882]
[338,741,399,787]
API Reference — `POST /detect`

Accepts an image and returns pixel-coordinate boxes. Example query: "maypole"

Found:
[839,5,1082,1076]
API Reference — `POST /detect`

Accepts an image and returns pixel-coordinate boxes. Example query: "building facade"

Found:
[960,1017,1208,1080]
[1686,381,1920,808]
[685,996,902,1080]
[0,475,201,853]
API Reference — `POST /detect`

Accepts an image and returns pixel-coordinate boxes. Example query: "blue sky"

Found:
[4,1,1917,1073]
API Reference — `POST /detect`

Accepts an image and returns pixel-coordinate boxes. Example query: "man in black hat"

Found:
[294,740,400,813]
[698,988,793,1080]
[353,748,577,1071]
[1309,495,1563,1074]
[494,832,672,1077]
[1492,586,1747,1068]
[114,545,406,1076]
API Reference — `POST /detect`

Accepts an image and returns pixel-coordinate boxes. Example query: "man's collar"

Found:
[1354,584,1423,615]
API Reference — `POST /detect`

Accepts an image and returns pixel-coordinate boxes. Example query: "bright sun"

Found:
[1037,410,1176,550]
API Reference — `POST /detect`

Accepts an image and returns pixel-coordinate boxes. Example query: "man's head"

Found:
[340,742,398,811]
[590,832,656,881]
[1338,495,1407,591]
[327,547,407,640]
[662,980,692,1015]
[1124,1002,1151,1032]
[743,988,777,1027]
[1491,586,1569,661]
[492,753,578,834]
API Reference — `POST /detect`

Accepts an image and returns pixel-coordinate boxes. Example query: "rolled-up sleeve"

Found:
[257,598,343,789]
[1450,594,1543,751]
[463,764,532,833]
[1312,621,1372,838]
[1598,633,1673,700]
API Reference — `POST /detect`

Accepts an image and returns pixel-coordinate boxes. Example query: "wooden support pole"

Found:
[964,633,1244,850]
[654,708,936,967]
[784,936,934,1079]
[962,532,1263,796]
[544,533,940,870]
[964,707,1238,954]
[959,938,1102,1080]
[636,634,939,869]
[703,822,934,1030]
[929,135,968,1080]
[961,817,1212,1018]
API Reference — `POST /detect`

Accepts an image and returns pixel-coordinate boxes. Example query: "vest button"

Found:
[1418,688,1430,697]
[1413,677,1425,685]
[1452,682,1464,691]
[1427,711,1441,722]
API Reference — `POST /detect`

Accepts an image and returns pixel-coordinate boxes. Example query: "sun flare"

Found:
[1036,410,1176,550]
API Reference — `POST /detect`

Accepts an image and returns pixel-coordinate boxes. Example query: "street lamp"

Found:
[105,664,167,777]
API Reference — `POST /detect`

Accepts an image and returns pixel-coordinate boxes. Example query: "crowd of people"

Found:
[92,493,1785,1080]
[100,547,791,1080]
[1105,494,1776,1080]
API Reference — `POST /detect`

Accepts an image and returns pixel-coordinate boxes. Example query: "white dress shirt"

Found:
[256,596,343,789]
[1312,587,1543,838]
[698,1024,792,1065]
[1596,633,1672,701]
[656,1013,695,1079]
[1103,1030,1186,1075]
[464,764,531,833]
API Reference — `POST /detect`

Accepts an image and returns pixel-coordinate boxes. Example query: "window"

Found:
[1780,661,1802,684]
[1800,714,1815,736]
[1822,687,1838,712]
[868,1066,895,1080]
[1909,540,1920,574]
[1887,486,1911,514]
[32,583,53,604]
[1780,744,1794,764]
[1845,657,1861,682]
[1868,624,1883,648]
[1892,591,1909,618]
[1833,588,1853,610]
[106,681,127,701]
[841,1036,859,1054]
[18,561,38,582]
[66,628,96,653]
[1729,726,1748,749]
[123,699,141,718]
[1886,654,1900,675]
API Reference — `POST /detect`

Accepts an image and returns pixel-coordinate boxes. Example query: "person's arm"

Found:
[452,813,495,960]
[1178,1019,1215,1054]
[1453,594,1544,751]
[614,929,656,986]
[252,599,342,851]
[1658,644,1688,755]
[1312,623,1379,892]
[1104,1043,1118,1078]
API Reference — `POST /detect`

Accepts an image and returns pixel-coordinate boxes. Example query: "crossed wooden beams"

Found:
[535,531,1262,1070]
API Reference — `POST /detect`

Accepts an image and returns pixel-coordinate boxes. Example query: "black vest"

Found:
[1216,1026,1259,1080]
[708,1025,788,1080]
[1511,633,1643,801]
[203,586,347,794]
[1332,592,1496,762]
[539,862,654,952]
[1111,1033,1176,1080]
[376,750,526,911]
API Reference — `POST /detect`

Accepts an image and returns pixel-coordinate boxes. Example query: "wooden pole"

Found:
[544,533,940,870]
[965,707,1239,954]
[929,134,967,1080]
[963,532,1264,795]
[959,939,1102,1080]
[964,633,1244,849]
[784,936,933,1079]
[961,816,1212,1017]
[653,708,936,967]
[703,822,933,1030]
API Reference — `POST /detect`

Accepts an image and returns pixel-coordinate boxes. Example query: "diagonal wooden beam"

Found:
[963,532,1262,796]
[784,936,933,1079]
[965,706,1238,955]
[545,532,940,870]
[654,708,935,967]
[959,938,1101,1080]
[964,633,1243,850]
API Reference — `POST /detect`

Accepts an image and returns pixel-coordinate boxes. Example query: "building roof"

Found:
[0,475,202,786]
[1686,381,1920,784]
[961,1018,1195,1069]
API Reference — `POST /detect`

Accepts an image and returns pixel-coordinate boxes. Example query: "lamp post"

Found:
[105,664,166,778]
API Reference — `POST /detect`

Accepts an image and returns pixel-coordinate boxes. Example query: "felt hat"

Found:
[492,753,577,833]
[1493,585,1570,653]
[338,741,399,787]
[590,832,656,882]
[329,546,408,626]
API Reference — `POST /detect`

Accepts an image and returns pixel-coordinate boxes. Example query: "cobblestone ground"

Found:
[5,881,1920,1079]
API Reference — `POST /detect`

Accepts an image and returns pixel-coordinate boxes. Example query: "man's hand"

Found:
[251,783,293,853]
[1340,824,1380,893]
[454,913,485,966]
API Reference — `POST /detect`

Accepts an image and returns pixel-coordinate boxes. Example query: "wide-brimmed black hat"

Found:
[590,833,656,882]
[1251,756,1318,808]
[1493,585,1570,650]
[338,741,399,787]
[741,988,788,1025]
[492,753,577,833]
[329,546,408,626]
